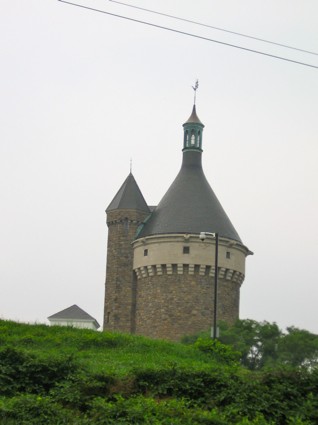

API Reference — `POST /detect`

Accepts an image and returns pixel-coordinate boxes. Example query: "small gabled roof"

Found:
[106,173,150,213]
[48,304,100,328]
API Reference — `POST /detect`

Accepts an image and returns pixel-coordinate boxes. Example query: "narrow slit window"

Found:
[144,249,148,256]
[190,131,195,145]
[197,131,201,147]
[226,251,231,259]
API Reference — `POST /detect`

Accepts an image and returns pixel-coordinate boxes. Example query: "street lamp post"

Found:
[200,232,219,339]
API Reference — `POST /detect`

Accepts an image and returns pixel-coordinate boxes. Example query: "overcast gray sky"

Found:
[1,0,317,333]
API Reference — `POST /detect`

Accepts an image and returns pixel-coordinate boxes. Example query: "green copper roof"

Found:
[106,173,150,213]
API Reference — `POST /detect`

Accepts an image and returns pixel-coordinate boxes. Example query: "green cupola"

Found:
[182,105,205,152]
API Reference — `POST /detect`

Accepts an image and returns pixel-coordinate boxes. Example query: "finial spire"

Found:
[192,79,199,105]
[130,158,132,173]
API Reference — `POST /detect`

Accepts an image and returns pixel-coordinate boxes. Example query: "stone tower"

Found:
[103,173,150,333]
[103,104,252,340]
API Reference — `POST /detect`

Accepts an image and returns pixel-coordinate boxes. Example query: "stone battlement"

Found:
[134,263,244,285]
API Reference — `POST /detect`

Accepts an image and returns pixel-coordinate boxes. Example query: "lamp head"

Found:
[199,232,216,241]
[199,232,206,241]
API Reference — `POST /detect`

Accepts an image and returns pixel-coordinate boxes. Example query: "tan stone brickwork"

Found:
[104,220,249,340]
[133,266,241,341]
[103,209,149,332]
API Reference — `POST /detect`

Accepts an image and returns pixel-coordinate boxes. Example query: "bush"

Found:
[84,395,228,424]
[0,394,77,424]
[133,365,237,404]
[50,372,116,409]
[194,338,241,365]
[0,346,79,395]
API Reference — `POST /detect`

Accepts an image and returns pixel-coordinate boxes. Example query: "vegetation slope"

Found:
[0,319,318,424]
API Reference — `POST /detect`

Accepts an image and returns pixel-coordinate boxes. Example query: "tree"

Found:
[277,327,318,368]
[218,319,282,370]
[184,319,318,370]
[218,320,318,370]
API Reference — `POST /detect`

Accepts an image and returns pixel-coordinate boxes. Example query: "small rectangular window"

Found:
[226,251,231,259]
[183,246,190,254]
[144,249,148,256]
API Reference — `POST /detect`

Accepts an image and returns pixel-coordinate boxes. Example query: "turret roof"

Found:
[183,104,204,126]
[137,152,242,242]
[106,173,150,213]
[136,106,242,243]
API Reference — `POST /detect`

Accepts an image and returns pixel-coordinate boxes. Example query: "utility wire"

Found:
[58,0,318,70]
[108,0,318,57]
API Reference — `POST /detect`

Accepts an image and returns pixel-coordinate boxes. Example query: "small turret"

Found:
[103,173,150,333]
[182,105,204,151]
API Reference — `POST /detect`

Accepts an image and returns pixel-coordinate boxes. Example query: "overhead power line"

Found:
[108,0,318,57]
[58,0,318,70]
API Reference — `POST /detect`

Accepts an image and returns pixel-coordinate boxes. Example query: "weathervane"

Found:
[192,79,199,104]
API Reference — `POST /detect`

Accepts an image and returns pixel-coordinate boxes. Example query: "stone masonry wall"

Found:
[103,209,149,333]
[134,266,241,341]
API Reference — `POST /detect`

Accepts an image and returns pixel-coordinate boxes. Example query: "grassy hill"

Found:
[0,319,317,424]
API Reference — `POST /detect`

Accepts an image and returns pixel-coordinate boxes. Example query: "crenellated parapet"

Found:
[134,263,245,285]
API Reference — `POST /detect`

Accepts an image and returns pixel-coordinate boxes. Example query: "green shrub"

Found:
[84,395,228,424]
[133,365,237,404]
[216,369,318,424]
[0,394,77,424]
[50,372,116,409]
[194,338,241,365]
[0,346,79,395]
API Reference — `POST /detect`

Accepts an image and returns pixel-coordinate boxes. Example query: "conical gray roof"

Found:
[106,173,150,213]
[137,151,242,243]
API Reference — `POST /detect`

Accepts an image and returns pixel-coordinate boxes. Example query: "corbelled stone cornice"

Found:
[134,263,244,285]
